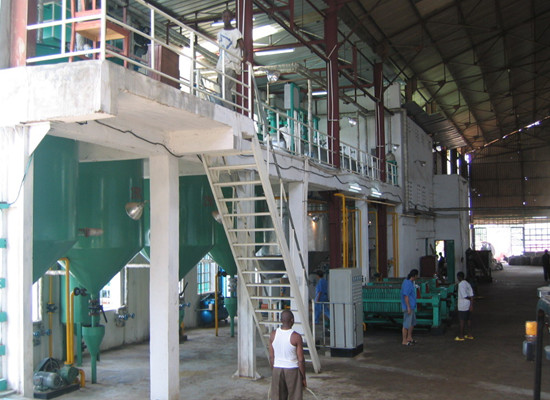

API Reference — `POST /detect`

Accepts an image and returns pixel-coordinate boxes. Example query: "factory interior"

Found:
[0,0,550,399]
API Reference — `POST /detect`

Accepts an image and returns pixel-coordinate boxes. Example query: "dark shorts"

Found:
[458,310,471,321]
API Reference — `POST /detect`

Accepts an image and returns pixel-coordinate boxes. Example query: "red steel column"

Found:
[237,0,253,117]
[374,63,388,277]
[325,0,340,168]
[374,62,385,181]
[10,0,37,67]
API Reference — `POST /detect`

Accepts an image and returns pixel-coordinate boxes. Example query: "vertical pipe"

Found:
[99,0,106,61]
[237,0,253,116]
[374,62,386,182]
[215,271,219,337]
[378,205,388,277]
[60,258,72,365]
[69,291,75,364]
[48,273,53,358]
[190,32,195,96]
[325,0,340,168]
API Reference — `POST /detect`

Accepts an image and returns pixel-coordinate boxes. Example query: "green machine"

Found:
[142,175,237,335]
[65,159,144,383]
[33,136,78,283]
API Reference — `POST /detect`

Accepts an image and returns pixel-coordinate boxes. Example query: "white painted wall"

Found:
[433,174,470,275]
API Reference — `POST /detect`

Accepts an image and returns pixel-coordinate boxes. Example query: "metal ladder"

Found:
[202,136,321,373]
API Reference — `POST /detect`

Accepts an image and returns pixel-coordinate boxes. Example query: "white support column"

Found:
[288,180,308,332]
[236,170,258,379]
[358,201,370,283]
[0,124,47,396]
[149,155,179,400]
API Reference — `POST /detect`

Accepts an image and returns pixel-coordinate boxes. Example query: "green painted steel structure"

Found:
[142,175,235,279]
[33,136,78,283]
[66,160,144,295]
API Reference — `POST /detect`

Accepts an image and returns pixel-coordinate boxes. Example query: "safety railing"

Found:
[25,0,252,114]
[256,101,398,185]
[25,0,397,187]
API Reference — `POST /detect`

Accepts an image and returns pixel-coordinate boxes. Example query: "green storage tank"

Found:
[142,175,220,279]
[66,159,144,295]
[209,186,237,276]
[33,136,78,283]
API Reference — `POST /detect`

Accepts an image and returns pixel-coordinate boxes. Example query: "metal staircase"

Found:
[202,136,321,373]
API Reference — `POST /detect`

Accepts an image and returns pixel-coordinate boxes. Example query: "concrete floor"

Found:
[11,264,550,399]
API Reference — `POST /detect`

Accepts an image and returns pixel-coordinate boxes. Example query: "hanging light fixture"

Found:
[125,202,147,220]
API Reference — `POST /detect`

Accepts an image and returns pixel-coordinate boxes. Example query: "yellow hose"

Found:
[78,369,86,387]
[59,257,73,366]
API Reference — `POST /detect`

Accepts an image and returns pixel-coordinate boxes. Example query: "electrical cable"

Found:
[94,120,402,201]
[6,153,35,206]
[95,120,185,158]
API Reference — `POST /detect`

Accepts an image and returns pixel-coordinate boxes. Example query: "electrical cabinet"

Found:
[329,268,364,357]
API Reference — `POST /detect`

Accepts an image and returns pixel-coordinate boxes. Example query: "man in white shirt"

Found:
[455,271,474,341]
[216,9,246,108]
[269,310,306,400]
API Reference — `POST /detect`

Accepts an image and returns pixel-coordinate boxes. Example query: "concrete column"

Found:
[288,181,308,331]
[357,201,370,283]
[0,0,11,68]
[149,155,179,400]
[0,124,47,396]
[236,170,257,378]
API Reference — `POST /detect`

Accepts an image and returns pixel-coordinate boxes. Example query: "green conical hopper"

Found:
[142,176,216,279]
[210,222,237,276]
[82,324,105,383]
[206,185,237,276]
[33,136,78,282]
[65,160,144,295]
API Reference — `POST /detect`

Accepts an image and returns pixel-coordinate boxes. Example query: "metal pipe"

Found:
[59,257,73,365]
[334,194,347,268]
[48,272,53,358]
[69,291,76,364]
[78,368,85,387]
[215,271,219,336]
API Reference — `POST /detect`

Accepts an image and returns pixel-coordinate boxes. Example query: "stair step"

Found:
[208,163,257,171]
[234,242,278,247]
[246,283,291,288]
[241,270,287,275]
[250,296,292,301]
[237,256,283,261]
[224,212,271,218]
[214,180,262,187]
[220,196,267,202]
[228,228,275,233]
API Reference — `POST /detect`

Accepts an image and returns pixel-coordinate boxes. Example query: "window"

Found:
[197,256,213,294]
[32,279,42,323]
[100,271,122,311]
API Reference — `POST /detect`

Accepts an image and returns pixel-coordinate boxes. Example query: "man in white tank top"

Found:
[269,310,306,400]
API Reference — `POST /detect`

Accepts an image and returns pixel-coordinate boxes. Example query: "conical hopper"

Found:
[33,136,78,282]
[65,160,144,295]
[142,176,216,279]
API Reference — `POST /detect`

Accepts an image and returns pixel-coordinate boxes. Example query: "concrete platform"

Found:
[14,264,550,399]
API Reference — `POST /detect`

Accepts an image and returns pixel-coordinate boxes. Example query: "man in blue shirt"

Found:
[315,271,329,324]
[401,269,419,346]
